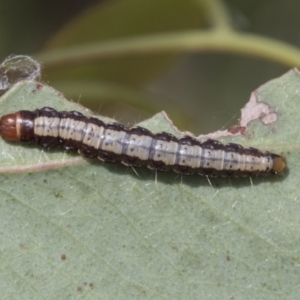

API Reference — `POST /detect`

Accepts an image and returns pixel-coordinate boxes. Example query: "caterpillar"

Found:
[0,107,286,177]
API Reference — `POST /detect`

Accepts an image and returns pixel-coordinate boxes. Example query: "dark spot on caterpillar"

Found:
[0,107,286,177]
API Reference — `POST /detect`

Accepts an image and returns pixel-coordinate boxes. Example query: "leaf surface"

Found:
[0,71,299,299]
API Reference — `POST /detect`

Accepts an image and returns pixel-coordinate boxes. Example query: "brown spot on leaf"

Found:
[228,125,246,135]
[19,244,28,250]
[36,82,43,90]
[61,254,66,260]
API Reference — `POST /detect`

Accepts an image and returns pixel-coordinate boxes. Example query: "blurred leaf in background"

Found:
[1,0,300,132]
[40,0,203,126]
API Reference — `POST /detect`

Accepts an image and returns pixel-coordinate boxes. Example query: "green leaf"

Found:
[42,0,203,87]
[0,71,298,299]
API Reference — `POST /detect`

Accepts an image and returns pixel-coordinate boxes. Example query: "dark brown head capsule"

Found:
[0,110,35,142]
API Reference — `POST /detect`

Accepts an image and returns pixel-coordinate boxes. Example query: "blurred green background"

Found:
[0,0,299,133]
